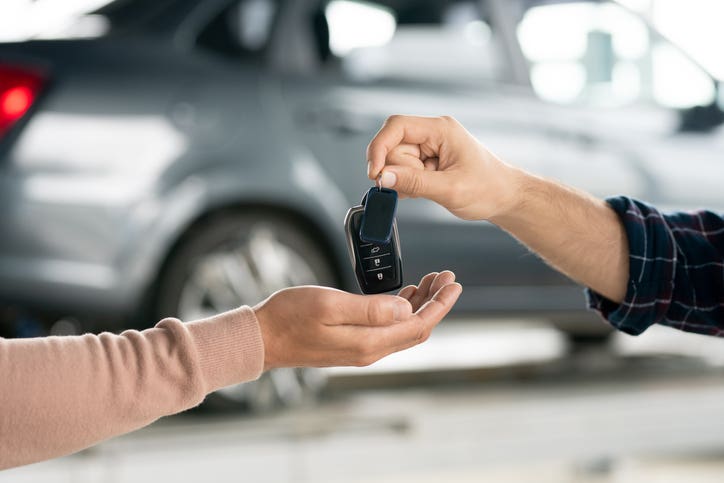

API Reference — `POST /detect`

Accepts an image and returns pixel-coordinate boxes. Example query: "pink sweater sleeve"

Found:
[0,306,264,470]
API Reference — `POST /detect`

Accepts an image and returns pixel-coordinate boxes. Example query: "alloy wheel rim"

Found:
[177,223,325,404]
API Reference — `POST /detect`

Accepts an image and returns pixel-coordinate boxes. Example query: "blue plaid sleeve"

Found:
[586,196,724,336]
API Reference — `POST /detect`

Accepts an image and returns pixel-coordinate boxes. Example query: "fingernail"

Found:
[380,170,397,188]
[366,161,373,178]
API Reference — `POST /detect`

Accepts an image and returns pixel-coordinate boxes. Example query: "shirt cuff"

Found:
[184,306,265,392]
[585,196,676,335]
[586,281,651,335]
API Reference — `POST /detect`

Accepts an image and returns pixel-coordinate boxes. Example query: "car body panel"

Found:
[0,0,722,330]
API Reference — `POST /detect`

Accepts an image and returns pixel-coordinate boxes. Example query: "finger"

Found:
[427,270,456,298]
[397,284,418,301]
[423,157,439,171]
[328,291,414,327]
[378,165,450,202]
[374,282,463,358]
[415,282,463,327]
[367,115,447,178]
[409,272,438,311]
[387,143,424,169]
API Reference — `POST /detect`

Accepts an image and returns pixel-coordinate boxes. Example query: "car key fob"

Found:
[344,188,403,294]
[359,187,398,244]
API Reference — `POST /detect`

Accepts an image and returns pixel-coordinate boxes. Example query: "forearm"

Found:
[0,307,263,470]
[489,167,629,303]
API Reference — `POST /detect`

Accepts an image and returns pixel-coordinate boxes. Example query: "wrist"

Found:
[486,163,531,224]
[252,303,277,372]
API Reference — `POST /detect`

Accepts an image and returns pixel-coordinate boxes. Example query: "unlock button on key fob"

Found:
[364,252,391,272]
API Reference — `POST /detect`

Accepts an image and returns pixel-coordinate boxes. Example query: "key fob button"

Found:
[360,243,390,259]
[364,254,392,272]
[369,267,394,283]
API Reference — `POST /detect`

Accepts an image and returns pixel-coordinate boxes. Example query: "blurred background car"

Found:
[1,0,724,410]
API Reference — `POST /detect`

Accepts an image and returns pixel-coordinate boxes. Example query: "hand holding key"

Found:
[366,115,521,222]
[367,115,631,305]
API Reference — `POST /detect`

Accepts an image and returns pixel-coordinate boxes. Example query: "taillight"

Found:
[0,64,47,140]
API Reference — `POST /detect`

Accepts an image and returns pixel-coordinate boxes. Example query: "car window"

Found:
[516,1,715,109]
[320,0,509,86]
[196,0,278,58]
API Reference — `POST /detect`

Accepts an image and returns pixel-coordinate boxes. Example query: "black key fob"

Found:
[344,188,403,294]
[359,187,398,244]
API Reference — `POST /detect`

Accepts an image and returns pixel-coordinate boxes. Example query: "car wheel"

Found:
[154,211,336,411]
[549,312,613,347]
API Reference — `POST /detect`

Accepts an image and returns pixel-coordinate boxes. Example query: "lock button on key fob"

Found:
[344,188,403,294]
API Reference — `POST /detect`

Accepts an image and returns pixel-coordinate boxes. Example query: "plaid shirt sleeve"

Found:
[586,196,724,336]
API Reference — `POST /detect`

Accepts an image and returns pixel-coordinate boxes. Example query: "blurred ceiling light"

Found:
[463,20,491,47]
[238,0,276,50]
[652,44,715,108]
[652,0,724,80]
[325,0,396,57]
[518,4,590,61]
[0,0,113,42]
[519,3,648,62]
[530,63,586,104]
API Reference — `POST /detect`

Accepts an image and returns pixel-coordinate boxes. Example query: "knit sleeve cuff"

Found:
[184,306,265,393]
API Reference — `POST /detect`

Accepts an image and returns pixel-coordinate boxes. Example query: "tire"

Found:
[548,312,613,347]
[153,211,336,412]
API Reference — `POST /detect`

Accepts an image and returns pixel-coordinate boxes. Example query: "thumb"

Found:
[380,166,450,204]
[331,291,413,327]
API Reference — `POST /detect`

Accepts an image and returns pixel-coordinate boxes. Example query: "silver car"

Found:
[1,0,723,408]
